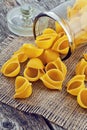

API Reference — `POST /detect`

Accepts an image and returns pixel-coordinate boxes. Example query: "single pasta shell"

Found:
[26,58,44,69]
[14,85,32,99]
[35,33,58,49]
[57,37,69,55]
[15,76,31,91]
[77,88,87,109]
[24,68,45,82]
[1,56,20,77]
[22,44,44,58]
[52,35,69,55]
[67,75,85,96]
[40,69,64,90]
[45,57,67,78]
[75,58,87,81]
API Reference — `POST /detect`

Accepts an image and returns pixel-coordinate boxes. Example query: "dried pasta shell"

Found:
[15,76,29,90]
[24,68,44,82]
[77,88,87,109]
[52,35,69,55]
[35,33,58,49]
[45,57,67,78]
[1,56,20,77]
[75,58,87,81]
[14,76,32,99]
[67,75,85,96]
[13,48,28,63]
[22,44,44,58]
[44,49,59,64]
[40,69,64,90]
[26,58,44,69]
[55,21,64,33]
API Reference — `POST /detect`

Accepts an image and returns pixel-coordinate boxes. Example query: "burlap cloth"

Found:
[0,37,87,130]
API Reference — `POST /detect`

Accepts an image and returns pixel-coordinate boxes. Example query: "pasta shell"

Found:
[15,76,30,90]
[1,56,20,77]
[26,58,44,69]
[13,48,28,63]
[45,57,67,78]
[24,68,44,82]
[76,58,87,81]
[40,69,64,90]
[52,35,69,55]
[67,75,85,96]
[22,44,44,58]
[14,76,32,99]
[35,33,58,49]
[44,49,59,64]
[77,88,87,109]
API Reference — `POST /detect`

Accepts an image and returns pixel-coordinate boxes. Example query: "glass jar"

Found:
[33,0,87,59]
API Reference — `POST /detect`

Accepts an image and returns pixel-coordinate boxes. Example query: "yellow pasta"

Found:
[40,69,64,90]
[38,51,47,65]
[55,21,64,33]
[67,0,87,18]
[24,58,45,82]
[77,88,87,109]
[67,75,85,96]
[83,53,87,61]
[1,56,20,77]
[26,58,44,69]
[13,48,28,63]
[43,28,57,34]
[52,35,69,55]
[22,43,44,58]
[24,68,44,82]
[43,49,59,64]
[14,76,32,99]
[35,33,58,49]
[45,57,67,78]
[75,58,87,81]
[73,0,87,10]
[67,6,78,18]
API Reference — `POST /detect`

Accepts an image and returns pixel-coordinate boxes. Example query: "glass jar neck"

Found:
[33,11,74,60]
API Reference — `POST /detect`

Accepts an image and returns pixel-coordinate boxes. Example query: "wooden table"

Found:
[0,0,67,129]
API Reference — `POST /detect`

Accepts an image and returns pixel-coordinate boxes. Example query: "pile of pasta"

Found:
[67,54,87,109]
[1,0,87,109]
[1,24,68,99]
[67,0,87,47]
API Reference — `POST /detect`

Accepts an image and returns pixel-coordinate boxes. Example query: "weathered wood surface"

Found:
[0,0,67,129]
